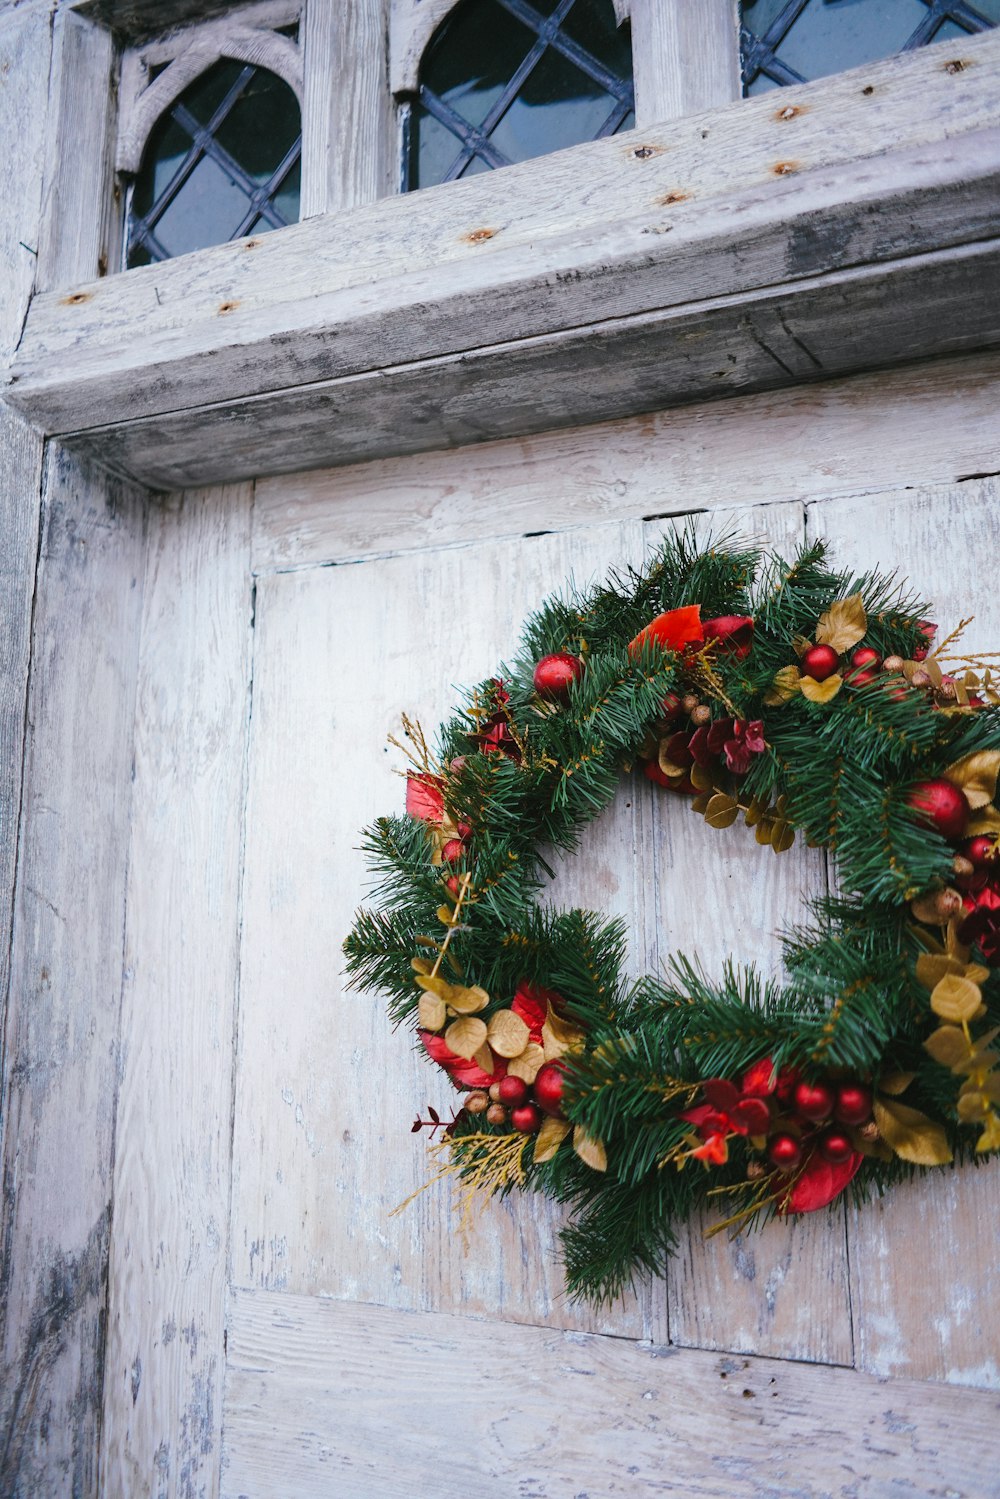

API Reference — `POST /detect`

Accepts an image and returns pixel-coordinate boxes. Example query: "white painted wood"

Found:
[0,446,146,1499]
[810,476,1000,1389]
[8,31,1000,489]
[101,484,253,1499]
[251,350,1000,572]
[231,520,664,1340]
[631,0,740,126]
[0,3,52,360]
[222,1288,1000,1498]
[300,0,394,218]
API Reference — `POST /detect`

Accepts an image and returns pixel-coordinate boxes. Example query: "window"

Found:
[741,0,1000,94]
[403,0,634,192]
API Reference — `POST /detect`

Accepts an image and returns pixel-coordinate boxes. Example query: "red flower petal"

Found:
[692,1132,729,1164]
[512,981,556,1043]
[730,1097,771,1134]
[703,1079,741,1113]
[688,726,714,768]
[629,606,704,657]
[406,773,445,822]
[741,1057,778,1097]
[702,615,754,660]
[782,1150,863,1214]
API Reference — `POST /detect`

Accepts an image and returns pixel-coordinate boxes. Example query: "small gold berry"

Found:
[691,704,712,726]
[681,694,700,714]
[883,655,905,673]
[465,1091,489,1114]
[488,1082,503,1102]
[486,1103,507,1126]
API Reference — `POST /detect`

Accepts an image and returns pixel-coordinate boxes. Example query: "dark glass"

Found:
[126,58,301,268]
[407,0,633,190]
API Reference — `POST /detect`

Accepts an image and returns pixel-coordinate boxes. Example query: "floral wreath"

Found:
[344,533,1000,1306]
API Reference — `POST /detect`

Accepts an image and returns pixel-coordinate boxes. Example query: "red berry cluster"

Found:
[464,1061,567,1135]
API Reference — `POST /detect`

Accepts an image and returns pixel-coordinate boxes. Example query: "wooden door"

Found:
[100,356,1000,1498]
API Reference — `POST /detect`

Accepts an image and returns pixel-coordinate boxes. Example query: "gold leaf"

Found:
[873,1097,952,1166]
[770,819,795,854]
[965,965,992,987]
[953,1047,1000,1077]
[976,1114,1000,1153]
[705,793,739,829]
[943,750,1000,811]
[418,992,447,1031]
[791,634,812,658]
[414,973,451,997]
[800,673,844,703]
[763,665,801,706]
[533,1116,571,1163]
[542,1003,585,1062]
[924,1025,973,1068]
[573,1125,608,1172]
[507,1042,545,1083]
[879,1071,915,1096]
[744,796,766,828]
[444,1015,488,1060]
[486,1008,531,1058]
[691,792,713,815]
[915,953,966,991]
[930,973,983,1024]
[957,1091,988,1124]
[968,1072,1000,1104]
[473,1042,495,1074]
[923,657,943,689]
[690,763,715,792]
[658,743,689,777]
[945,918,972,962]
[446,984,490,1015]
[437,904,456,925]
[755,818,774,846]
[815,593,867,654]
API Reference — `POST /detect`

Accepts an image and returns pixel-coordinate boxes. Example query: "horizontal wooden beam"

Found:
[223,1288,1000,1497]
[7,30,1000,489]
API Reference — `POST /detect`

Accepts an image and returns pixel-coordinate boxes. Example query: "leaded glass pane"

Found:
[126,57,301,269]
[406,0,634,192]
[741,0,999,92]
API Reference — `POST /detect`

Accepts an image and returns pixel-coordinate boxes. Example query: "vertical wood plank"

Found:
[0,2,52,360]
[630,0,741,128]
[301,0,394,218]
[231,520,667,1338]
[0,446,146,1499]
[652,501,855,1367]
[101,484,253,1498]
[810,476,1000,1387]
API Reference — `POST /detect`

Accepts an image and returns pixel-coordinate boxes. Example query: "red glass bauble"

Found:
[962,836,997,870]
[511,1103,542,1133]
[793,1079,836,1121]
[767,1133,803,1170]
[533,1062,566,1117]
[533,653,584,700]
[801,644,840,682]
[818,1130,854,1164]
[907,779,970,842]
[498,1075,529,1106]
[441,838,465,862]
[834,1083,873,1126]
[851,646,881,670]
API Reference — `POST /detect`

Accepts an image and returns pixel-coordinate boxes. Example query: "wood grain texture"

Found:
[301,0,393,218]
[0,3,52,361]
[251,350,1000,572]
[8,30,1000,481]
[810,477,1000,1388]
[631,0,740,125]
[0,446,146,1499]
[231,520,665,1339]
[222,1288,1000,1499]
[101,484,253,1499]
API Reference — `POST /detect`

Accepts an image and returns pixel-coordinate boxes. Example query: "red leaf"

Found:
[512,981,556,1043]
[691,1132,729,1164]
[406,773,444,822]
[643,760,672,787]
[782,1150,863,1214]
[702,615,755,660]
[629,605,704,657]
[730,1098,771,1134]
[741,1057,778,1097]
[702,1079,741,1113]
[419,1030,499,1089]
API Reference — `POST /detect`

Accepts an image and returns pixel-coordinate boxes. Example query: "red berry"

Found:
[793,1079,836,1122]
[533,1062,566,1117]
[834,1083,873,1126]
[846,668,879,688]
[767,1133,803,1170]
[533,653,584,700]
[907,779,970,842]
[445,875,461,897]
[511,1103,541,1133]
[818,1129,854,1164]
[962,836,997,870]
[851,647,881,671]
[441,838,465,862]
[497,1075,528,1106]
[801,644,840,682]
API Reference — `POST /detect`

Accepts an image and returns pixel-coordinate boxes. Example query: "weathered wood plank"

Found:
[222,1288,1000,1499]
[809,477,1000,1388]
[7,31,1000,486]
[0,446,146,1499]
[251,350,1000,573]
[301,0,393,218]
[0,3,52,361]
[231,521,665,1339]
[631,0,740,125]
[101,483,253,1499]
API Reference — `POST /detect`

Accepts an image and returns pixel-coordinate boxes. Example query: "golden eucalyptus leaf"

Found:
[957,1091,988,1124]
[415,934,440,950]
[473,1042,495,1074]
[507,1042,546,1084]
[418,992,447,1032]
[411,956,434,975]
[976,1114,1000,1153]
[690,763,715,793]
[691,792,713,815]
[770,819,795,854]
[791,634,812,658]
[533,1116,572,1164]
[966,1072,1000,1104]
[763,665,802,706]
[923,657,944,690]
[446,983,490,1015]
[915,953,966,991]
[755,818,775,846]
[800,673,844,704]
[930,973,983,1024]
[542,1003,585,1062]
[658,744,689,777]
[879,1071,915,1097]
[487,1008,531,1058]
[943,750,1000,811]
[945,918,972,962]
[815,593,867,654]
[573,1126,608,1172]
[445,1015,488,1060]
[873,1097,953,1166]
[850,1126,893,1162]
[437,904,456,925]
[705,793,739,830]
[414,973,451,998]
[924,1025,973,1069]
[953,1048,1000,1078]
[744,797,765,828]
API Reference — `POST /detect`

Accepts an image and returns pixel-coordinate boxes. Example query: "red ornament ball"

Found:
[792,1079,836,1122]
[800,643,840,682]
[851,646,881,671]
[498,1075,529,1106]
[767,1133,803,1171]
[962,836,997,870]
[511,1103,542,1133]
[834,1083,873,1126]
[533,653,584,700]
[818,1129,854,1164]
[441,838,465,863]
[907,779,970,842]
[533,1061,566,1117]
